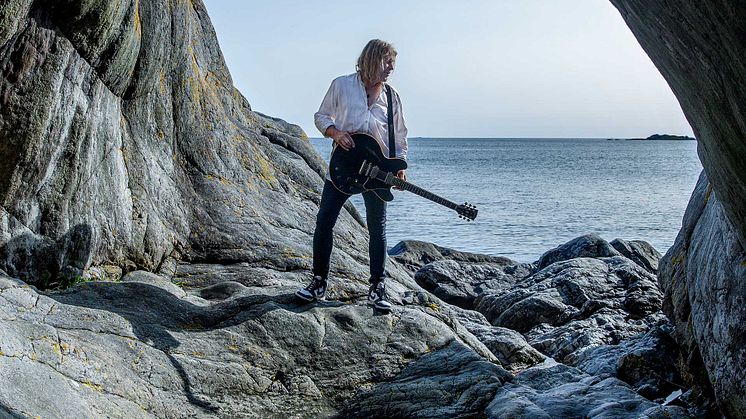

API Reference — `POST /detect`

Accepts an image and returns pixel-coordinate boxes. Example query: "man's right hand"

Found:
[327,126,355,151]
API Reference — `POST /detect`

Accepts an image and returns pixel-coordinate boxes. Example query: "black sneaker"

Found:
[296,275,327,302]
[367,279,392,311]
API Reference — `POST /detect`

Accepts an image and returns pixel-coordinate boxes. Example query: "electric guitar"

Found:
[329,133,478,221]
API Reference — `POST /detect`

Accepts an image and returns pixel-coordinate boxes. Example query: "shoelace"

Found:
[373,282,387,299]
[305,278,325,291]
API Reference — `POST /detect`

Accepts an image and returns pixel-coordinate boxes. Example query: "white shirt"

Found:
[314,73,408,161]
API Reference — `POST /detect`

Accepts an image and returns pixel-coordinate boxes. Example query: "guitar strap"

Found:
[385,84,395,158]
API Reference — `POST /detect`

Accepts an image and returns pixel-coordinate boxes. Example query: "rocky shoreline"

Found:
[2,0,744,417]
[0,234,712,417]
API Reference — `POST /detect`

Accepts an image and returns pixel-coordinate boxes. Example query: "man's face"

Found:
[378,55,396,82]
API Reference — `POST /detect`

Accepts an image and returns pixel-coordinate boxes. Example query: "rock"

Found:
[610,238,661,274]
[486,292,578,334]
[536,234,620,269]
[526,310,666,366]
[476,254,664,363]
[467,325,546,371]
[0,274,508,418]
[414,259,527,310]
[658,172,746,415]
[120,270,187,299]
[486,361,692,419]
[576,324,684,401]
[336,341,513,418]
[84,265,123,282]
[389,240,526,275]
[199,281,248,301]
[608,4,746,412]
[0,0,374,290]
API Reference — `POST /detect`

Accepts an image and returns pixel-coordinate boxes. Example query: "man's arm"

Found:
[315,79,354,150]
[314,80,337,136]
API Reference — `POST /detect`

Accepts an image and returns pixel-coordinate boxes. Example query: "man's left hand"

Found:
[394,169,407,190]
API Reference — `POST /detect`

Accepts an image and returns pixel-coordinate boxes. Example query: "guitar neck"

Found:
[377,172,460,211]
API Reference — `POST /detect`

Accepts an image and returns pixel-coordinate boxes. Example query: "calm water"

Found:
[310,138,702,263]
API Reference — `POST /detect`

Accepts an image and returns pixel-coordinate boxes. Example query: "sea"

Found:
[309,137,702,263]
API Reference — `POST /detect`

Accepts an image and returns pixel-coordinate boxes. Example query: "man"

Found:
[295,39,408,312]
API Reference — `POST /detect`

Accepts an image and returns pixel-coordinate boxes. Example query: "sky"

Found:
[202,0,694,138]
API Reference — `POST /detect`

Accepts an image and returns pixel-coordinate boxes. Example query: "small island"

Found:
[607,134,696,141]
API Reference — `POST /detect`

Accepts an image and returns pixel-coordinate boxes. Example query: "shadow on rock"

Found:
[46,279,335,414]
[0,221,93,289]
[0,401,27,419]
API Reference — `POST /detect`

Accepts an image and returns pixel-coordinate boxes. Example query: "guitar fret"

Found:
[378,169,461,212]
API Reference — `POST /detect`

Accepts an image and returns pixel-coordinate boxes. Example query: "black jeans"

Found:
[313,180,387,281]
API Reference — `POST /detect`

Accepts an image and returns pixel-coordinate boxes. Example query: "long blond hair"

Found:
[356,39,397,85]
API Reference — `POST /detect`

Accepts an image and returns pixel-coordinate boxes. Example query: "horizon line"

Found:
[307,135,696,140]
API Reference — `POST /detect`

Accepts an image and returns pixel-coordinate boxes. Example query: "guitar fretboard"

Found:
[378,172,459,211]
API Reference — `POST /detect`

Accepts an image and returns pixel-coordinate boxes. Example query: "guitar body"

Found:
[329,133,407,201]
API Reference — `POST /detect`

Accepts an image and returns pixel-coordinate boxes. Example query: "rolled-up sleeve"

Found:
[394,90,409,160]
[314,79,337,136]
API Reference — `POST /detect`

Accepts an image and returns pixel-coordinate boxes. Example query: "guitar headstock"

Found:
[457,202,478,221]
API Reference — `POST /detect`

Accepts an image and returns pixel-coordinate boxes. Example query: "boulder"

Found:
[389,240,525,275]
[414,259,528,310]
[536,234,620,270]
[486,361,692,419]
[610,238,662,274]
[336,341,513,418]
[467,325,546,371]
[576,324,684,401]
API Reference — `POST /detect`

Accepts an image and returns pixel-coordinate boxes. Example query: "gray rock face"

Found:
[610,238,661,274]
[486,361,692,419]
[658,172,746,416]
[576,324,684,401]
[0,0,371,289]
[0,272,510,418]
[607,4,746,413]
[608,1,746,252]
